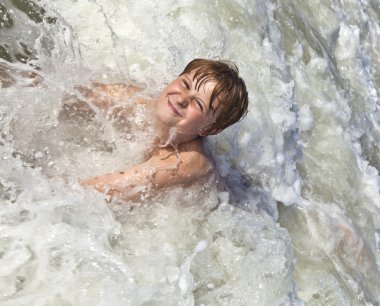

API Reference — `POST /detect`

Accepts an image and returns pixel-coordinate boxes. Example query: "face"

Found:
[156,71,219,138]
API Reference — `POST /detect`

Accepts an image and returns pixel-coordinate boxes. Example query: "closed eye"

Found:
[195,100,204,112]
[181,79,190,90]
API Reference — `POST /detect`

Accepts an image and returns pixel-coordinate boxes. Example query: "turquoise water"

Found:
[0,0,379,305]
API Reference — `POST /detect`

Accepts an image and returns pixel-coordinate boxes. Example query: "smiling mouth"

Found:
[168,99,182,117]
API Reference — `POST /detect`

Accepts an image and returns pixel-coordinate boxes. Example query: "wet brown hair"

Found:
[180,58,249,135]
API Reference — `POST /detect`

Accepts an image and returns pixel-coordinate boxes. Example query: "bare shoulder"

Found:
[180,139,212,169]
[154,138,213,182]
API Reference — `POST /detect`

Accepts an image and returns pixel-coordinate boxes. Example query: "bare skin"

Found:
[77,73,218,202]
[3,62,375,287]
[81,139,212,201]
[0,64,216,202]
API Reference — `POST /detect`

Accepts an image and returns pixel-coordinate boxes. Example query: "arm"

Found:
[74,82,143,113]
[61,82,145,120]
[81,143,213,202]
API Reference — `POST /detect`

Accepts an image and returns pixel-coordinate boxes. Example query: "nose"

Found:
[176,95,190,108]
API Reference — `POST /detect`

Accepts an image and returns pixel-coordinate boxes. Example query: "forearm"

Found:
[80,164,155,201]
[80,146,213,203]
[74,82,141,113]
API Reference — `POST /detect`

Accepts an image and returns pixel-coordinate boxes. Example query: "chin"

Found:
[155,110,175,130]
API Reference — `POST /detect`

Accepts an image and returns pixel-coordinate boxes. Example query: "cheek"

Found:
[187,111,212,128]
[158,86,168,102]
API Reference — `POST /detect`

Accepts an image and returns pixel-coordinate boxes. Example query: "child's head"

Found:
[156,58,248,140]
[179,58,248,135]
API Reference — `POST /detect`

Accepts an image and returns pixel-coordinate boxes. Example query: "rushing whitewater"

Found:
[0,0,379,305]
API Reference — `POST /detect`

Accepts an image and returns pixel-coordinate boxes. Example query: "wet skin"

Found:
[156,71,219,141]
[81,72,219,201]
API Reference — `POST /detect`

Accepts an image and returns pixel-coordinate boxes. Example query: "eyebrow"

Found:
[184,75,192,84]
[186,76,208,106]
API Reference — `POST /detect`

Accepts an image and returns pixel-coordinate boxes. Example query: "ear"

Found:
[198,128,222,136]
[209,128,222,135]
[198,130,209,137]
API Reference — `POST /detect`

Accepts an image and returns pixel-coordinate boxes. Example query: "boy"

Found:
[0,59,249,201]
[79,59,249,201]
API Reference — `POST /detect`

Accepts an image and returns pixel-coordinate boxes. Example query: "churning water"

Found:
[0,0,379,305]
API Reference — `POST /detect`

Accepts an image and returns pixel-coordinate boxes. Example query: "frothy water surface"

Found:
[0,0,379,305]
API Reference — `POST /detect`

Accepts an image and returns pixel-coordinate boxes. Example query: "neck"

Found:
[162,128,200,146]
[151,109,200,146]
[153,122,199,147]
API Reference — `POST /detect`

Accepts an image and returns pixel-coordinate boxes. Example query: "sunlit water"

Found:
[0,0,379,305]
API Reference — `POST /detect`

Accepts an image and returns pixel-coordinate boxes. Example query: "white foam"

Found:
[1,0,380,304]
